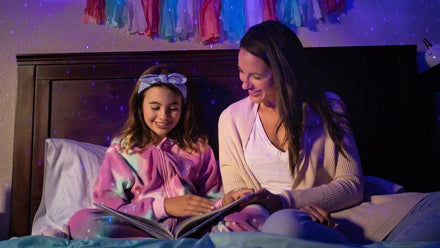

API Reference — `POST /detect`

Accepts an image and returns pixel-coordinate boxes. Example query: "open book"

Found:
[94,193,256,240]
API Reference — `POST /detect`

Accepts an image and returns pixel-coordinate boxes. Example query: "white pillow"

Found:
[31,138,107,235]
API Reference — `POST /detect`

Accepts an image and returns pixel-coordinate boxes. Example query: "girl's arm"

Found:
[93,145,168,221]
[162,144,223,216]
[196,145,223,199]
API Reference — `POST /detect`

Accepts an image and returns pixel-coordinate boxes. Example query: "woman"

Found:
[218,20,439,243]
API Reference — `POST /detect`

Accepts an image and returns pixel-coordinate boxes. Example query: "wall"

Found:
[0,0,439,239]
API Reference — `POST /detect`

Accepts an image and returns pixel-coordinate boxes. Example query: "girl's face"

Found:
[238,48,276,107]
[142,86,182,144]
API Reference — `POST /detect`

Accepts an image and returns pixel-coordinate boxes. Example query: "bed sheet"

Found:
[1,232,439,248]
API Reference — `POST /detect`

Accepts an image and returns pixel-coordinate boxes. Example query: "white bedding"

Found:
[32,139,107,235]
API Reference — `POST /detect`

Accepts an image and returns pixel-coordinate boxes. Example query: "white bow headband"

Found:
[138,73,187,99]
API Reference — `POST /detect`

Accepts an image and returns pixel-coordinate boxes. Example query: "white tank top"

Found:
[244,113,293,194]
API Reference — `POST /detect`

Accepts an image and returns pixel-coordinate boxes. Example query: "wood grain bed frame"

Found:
[10,47,437,237]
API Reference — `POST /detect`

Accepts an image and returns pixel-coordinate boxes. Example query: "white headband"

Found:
[138,73,187,99]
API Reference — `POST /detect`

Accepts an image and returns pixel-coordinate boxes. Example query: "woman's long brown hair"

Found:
[240,21,350,176]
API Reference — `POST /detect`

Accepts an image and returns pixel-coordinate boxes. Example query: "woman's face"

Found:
[238,48,276,106]
[142,86,182,144]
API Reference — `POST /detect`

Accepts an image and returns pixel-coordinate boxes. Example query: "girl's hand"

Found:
[300,205,334,227]
[222,188,255,206]
[253,188,283,214]
[164,194,215,217]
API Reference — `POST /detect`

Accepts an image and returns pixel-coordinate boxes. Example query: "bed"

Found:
[5,47,439,247]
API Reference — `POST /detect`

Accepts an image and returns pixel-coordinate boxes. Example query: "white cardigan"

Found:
[218,94,426,242]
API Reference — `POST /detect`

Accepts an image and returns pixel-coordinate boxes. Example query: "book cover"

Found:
[94,193,256,239]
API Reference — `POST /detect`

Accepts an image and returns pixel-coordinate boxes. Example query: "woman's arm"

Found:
[280,94,364,212]
[218,106,253,193]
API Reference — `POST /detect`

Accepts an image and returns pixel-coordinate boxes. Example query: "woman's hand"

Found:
[222,188,255,206]
[222,188,282,214]
[164,194,215,218]
[300,205,334,227]
[253,188,283,214]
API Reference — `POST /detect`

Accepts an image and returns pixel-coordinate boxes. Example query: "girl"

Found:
[68,64,223,239]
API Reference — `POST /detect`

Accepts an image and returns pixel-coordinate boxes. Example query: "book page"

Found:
[94,193,257,239]
[94,203,174,239]
[175,193,257,238]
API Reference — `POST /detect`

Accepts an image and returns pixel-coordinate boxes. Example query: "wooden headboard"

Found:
[11,47,437,237]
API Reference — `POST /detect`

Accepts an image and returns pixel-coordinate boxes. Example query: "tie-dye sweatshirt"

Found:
[93,137,223,232]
